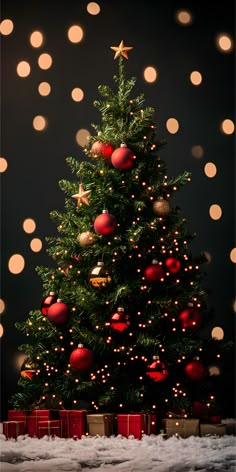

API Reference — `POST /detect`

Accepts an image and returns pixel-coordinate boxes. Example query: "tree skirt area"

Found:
[0,432,236,472]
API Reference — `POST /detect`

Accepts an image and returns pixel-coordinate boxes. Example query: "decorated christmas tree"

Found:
[10,41,227,421]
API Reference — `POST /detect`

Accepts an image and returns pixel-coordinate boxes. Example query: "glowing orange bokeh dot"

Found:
[166,118,179,134]
[38,82,51,96]
[87,2,100,15]
[71,88,84,102]
[23,218,36,233]
[0,19,14,35]
[143,67,158,83]
[175,10,193,25]
[0,299,5,315]
[230,248,236,263]
[16,61,31,78]
[216,34,234,53]
[0,157,8,172]
[30,238,42,252]
[191,145,204,158]
[30,30,44,48]
[76,129,90,146]
[209,204,222,220]
[67,25,83,43]
[33,115,47,131]
[221,119,235,135]
[211,326,224,340]
[190,71,202,86]
[204,162,217,178]
[38,53,52,70]
[8,254,25,274]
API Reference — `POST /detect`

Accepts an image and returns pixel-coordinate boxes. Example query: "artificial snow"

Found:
[0,431,236,472]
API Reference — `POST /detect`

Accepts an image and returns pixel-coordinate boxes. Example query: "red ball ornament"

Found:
[91,141,114,161]
[111,143,135,170]
[209,414,222,424]
[144,259,165,283]
[185,359,206,381]
[179,308,201,330]
[192,401,209,417]
[110,307,130,332]
[70,344,93,371]
[146,356,168,382]
[47,299,69,325]
[40,292,57,315]
[165,257,181,274]
[94,209,117,235]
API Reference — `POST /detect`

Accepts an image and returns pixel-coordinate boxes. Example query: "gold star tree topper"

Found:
[72,183,91,207]
[111,40,133,60]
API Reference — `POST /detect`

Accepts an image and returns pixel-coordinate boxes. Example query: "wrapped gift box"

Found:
[59,410,87,438]
[144,414,157,435]
[8,410,27,433]
[26,410,52,437]
[162,418,200,438]
[3,421,25,439]
[200,423,226,437]
[221,419,236,435]
[117,414,150,439]
[38,420,62,438]
[86,413,115,437]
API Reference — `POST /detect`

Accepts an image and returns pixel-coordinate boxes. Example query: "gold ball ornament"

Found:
[78,231,95,246]
[89,261,111,288]
[153,198,171,216]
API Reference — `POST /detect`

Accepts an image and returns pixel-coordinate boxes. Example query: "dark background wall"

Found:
[1,0,235,420]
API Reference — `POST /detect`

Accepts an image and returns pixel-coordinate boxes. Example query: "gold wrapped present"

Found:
[86,413,115,437]
[200,423,226,436]
[162,418,199,438]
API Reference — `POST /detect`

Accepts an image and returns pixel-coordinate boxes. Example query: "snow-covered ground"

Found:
[0,430,236,472]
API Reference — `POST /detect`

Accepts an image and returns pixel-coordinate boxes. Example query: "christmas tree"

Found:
[10,41,226,419]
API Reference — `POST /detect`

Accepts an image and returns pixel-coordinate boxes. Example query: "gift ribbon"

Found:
[4,421,24,438]
[126,414,147,436]
[8,413,27,429]
[38,421,62,436]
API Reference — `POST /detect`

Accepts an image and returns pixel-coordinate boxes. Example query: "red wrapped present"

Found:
[145,413,157,435]
[26,410,51,437]
[117,414,148,439]
[38,420,62,438]
[8,410,27,433]
[3,421,25,439]
[59,410,87,438]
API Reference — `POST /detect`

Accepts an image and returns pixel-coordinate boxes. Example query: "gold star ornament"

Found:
[72,183,91,207]
[111,40,133,60]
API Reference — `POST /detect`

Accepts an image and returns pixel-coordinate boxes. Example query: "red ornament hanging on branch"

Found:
[165,257,181,274]
[185,359,206,381]
[192,401,209,418]
[47,299,70,325]
[144,259,165,283]
[179,307,201,330]
[94,209,117,235]
[90,141,114,162]
[111,143,135,170]
[110,307,130,332]
[40,292,57,315]
[70,344,93,371]
[146,355,168,382]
